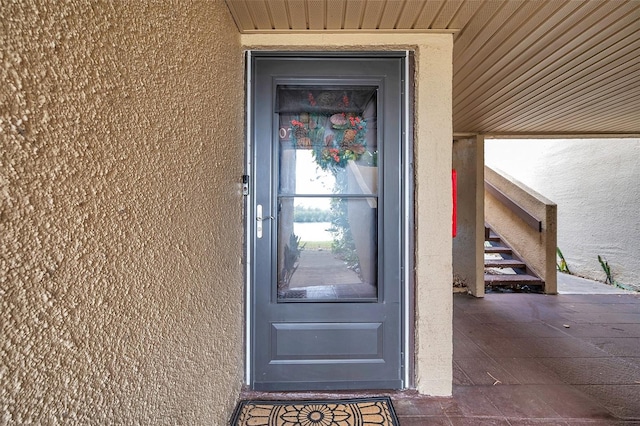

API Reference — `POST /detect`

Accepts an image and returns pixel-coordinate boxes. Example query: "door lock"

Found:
[256,204,274,239]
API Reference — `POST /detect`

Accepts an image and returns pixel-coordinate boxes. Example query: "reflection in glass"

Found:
[276,86,379,301]
[277,198,377,301]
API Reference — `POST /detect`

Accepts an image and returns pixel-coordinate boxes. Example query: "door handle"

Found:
[256,204,274,239]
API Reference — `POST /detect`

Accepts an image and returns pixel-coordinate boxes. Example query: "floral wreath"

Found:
[290,93,367,171]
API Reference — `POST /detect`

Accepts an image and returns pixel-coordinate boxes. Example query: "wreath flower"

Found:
[290,96,368,172]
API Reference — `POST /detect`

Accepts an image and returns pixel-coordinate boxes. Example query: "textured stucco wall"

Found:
[452,136,485,297]
[486,138,640,290]
[412,35,453,396]
[241,33,454,395]
[1,1,244,424]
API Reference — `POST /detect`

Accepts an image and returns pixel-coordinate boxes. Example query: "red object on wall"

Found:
[452,169,457,238]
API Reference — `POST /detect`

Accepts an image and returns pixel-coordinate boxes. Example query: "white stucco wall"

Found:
[241,33,454,395]
[1,1,245,423]
[486,138,640,290]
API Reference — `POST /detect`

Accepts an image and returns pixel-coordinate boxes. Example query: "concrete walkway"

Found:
[558,272,636,295]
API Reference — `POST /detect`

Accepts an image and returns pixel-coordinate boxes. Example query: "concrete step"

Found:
[485,246,512,255]
[485,259,526,269]
[484,225,544,291]
[486,233,501,242]
[484,273,544,286]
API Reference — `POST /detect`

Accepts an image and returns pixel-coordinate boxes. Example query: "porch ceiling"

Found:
[225,0,640,136]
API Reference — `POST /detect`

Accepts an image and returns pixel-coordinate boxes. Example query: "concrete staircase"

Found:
[484,225,544,291]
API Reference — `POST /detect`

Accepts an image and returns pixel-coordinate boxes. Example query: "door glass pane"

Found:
[276,86,378,301]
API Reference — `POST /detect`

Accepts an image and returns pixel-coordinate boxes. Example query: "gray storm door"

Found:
[248,53,406,391]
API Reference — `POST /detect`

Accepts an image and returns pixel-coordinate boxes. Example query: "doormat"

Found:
[230,396,399,426]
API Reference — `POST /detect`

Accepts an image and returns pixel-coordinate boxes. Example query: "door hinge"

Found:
[242,174,249,196]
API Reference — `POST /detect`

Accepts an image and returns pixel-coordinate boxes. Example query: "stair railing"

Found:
[484,181,542,232]
[484,166,558,294]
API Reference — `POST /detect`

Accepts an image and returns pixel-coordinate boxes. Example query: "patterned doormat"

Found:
[230,396,399,426]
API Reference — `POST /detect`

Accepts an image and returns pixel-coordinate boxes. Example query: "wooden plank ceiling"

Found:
[225,0,640,136]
